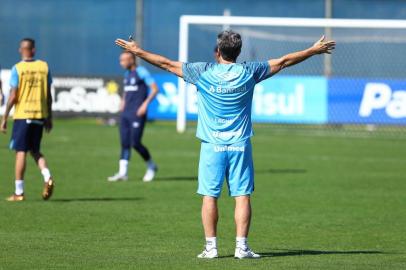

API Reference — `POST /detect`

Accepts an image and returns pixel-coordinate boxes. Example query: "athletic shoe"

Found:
[107,173,128,182]
[197,248,218,259]
[42,178,55,200]
[234,247,261,259]
[143,165,157,182]
[6,194,25,202]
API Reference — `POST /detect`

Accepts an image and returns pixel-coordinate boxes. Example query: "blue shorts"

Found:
[198,139,254,198]
[119,114,146,149]
[9,119,44,152]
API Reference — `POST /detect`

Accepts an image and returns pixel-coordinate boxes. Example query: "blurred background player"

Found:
[108,51,159,182]
[0,38,54,201]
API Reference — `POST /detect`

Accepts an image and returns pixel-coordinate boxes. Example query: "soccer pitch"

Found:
[0,119,405,269]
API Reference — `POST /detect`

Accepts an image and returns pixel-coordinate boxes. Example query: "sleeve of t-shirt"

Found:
[9,66,19,88]
[245,61,270,83]
[136,66,155,87]
[182,62,212,84]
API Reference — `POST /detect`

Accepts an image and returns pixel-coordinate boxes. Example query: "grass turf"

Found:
[0,119,405,269]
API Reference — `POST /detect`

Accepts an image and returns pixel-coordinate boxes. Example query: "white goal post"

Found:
[177,15,406,133]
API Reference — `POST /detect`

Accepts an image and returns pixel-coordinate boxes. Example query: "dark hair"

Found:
[21,38,35,49]
[216,30,242,62]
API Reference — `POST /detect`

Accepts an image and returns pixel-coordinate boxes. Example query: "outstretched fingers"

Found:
[115,39,132,50]
[115,39,126,48]
[326,40,336,47]
[324,40,336,53]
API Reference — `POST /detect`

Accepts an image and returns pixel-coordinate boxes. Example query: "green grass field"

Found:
[0,119,405,269]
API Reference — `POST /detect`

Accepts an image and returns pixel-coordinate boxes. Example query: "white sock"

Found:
[15,180,24,195]
[41,168,51,183]
[205,237,217,250]
[236,237,248,249]
[119,159,128,176]
[147,159,156,170]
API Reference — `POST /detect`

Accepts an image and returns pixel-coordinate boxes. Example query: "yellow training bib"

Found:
[13,60,50,119]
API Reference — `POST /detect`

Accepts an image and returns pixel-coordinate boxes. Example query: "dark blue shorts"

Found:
[119,114,146,148]
[9,119,44,152]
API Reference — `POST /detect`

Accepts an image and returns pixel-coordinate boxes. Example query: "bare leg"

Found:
[6,151,27,199]
[197,196,219,258]
[30,152,48,170]
[15,151,27,180]
[234,195,251,237]
[31,151,54,200]
[234,195,260,258]
[201,196,218,237]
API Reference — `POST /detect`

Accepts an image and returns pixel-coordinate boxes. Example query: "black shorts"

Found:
[10,119,44,152]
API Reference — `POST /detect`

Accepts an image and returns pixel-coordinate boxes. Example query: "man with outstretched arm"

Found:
[115,31,335,259]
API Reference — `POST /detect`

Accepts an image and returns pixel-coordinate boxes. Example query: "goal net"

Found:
[177,16,406,133]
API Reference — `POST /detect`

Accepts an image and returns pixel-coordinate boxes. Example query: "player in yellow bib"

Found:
[1,38,55,201]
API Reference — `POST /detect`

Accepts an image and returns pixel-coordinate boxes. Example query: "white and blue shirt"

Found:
[182,62,270,144]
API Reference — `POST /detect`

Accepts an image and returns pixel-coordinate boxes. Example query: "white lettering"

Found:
[359,83,392,117]
[53,87,120,113]
[212,130,242,138]
[253,84,305,116]
[385,90,406,118]
[359,83,406,118]
[209,85,246,94]
[213,145,245,152]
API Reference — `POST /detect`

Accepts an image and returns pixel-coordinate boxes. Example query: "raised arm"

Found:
[268,36,335,76]
[115,38,183,78]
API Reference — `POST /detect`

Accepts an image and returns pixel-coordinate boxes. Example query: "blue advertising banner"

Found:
[328,78,406,125]
[147,74,178,120]
[252,76,327,123]
[3,69,403,125]
[148,74,328,124]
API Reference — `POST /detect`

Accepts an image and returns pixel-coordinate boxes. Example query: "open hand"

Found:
[115,38,141,54]
[312,36,336,54]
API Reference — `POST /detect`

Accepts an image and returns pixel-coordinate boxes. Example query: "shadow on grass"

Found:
[50,197,143,202]
[218,249,384,259]
[259,249,385,257]
[255,168,307,174]
[154,176,197,181]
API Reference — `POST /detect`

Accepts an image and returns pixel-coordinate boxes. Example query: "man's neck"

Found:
[22,56,34,61]
[218,57,235,64]
[129,64,137,71]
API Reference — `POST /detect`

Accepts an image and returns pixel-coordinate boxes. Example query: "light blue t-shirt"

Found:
[182,62,270,144]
